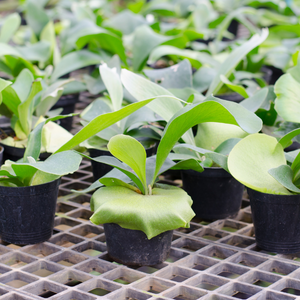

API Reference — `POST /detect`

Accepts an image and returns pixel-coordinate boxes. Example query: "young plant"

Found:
[0,69,74,152]
[86,89,262,239]
[228,129,300,195]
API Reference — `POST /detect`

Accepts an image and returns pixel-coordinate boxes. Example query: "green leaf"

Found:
[90,184,194,239]
[220,75,249,98]
[195,122,248,151]
[268,165,300,193]
[18,80,43,138]
[0,78,12,104]
[132,25,170,71]
[278,128,300,149]
[81,153,145,194]
[100,177,141,193]
[228,133,292,195]
[24,114,75,162]
[55,98,155,153]
[206,29,269,96]
[26,1,50,36]
[0,43,22,58]
[154,99,262,184]
[108,135,147,194]
[0,13,21,43]
[121,69,195,145]
[51,50,103,81]
[148,45,219,69]
[16,41,51,63]
[144,59,193,89]
[11,68,34,103]
[274,73,300,123]
[239,88,269,112]
[75,27,127,65]
[100,64,123,111]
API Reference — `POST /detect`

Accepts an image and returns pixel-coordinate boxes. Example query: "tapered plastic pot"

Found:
[51,93,79,131]
[0,143,50,162]
[248,189,300,254]
[89,143,156,180]
[104,223,173,266]
[181,168,244,221]
[0,178,61,245]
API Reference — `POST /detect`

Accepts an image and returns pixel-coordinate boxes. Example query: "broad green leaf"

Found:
[12,150,82,178]
[30,171,59,186]
[278,128,300,149]
[1,86,21,116]
[240,88,269,112]
[268,165,300,193]
[16,41,51,63]
[195,122,248,151]
[26,1,50,36]
[274,73,300,123]
[132,25,170,71]
[18,80,43,138]
[154,100,262,184]
[100,64,123,111]
[90,184,194,239]
[228,133,292,195]
[121,69,194,145]
[108,135,147,194]
[35,88,64,117]
[0,43,22,57]
[206,29,269,96]
[144,59,193,89]
[169,158,204,173]
[103,9,146,35]
[51,50,103,81]
[220,75,249,98]
[0,13,21,43]
[173,144,228,171]
[24,114,75,162]
[40,21,60,66]
[11,68,34,103]
[148,45,219,69]
[0,78,12,104]
[55,99,155,153]
[193,67,217,93]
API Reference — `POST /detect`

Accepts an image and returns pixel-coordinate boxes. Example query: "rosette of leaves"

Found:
[0,69,73,152]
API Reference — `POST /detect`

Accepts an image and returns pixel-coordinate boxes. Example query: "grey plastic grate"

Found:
[1,97,300,299]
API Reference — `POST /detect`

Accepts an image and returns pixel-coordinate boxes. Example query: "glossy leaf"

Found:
[220,75,249,98]
[11,69,34,103]
[108,135,147,194]
[55,98,155,153]
[90,184,195,239]
[154,99,262,184]
[148,45,219,69]
[228,133,292,195]
[100,64,123,111]
[206,29,269,96]
[274,73,300,123]
[268,165,300,193]
[0,13,21,43]
[278,128,300,149]
[51,50,103,81]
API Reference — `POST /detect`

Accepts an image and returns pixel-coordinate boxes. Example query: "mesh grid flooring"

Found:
[0,99,300,299]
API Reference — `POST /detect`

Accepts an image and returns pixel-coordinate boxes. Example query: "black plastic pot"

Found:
[181,168,244,221]
[89,143,156,180]
[104,223,173,266]
[0,178,61,245]
[0,143,50,162]
[248,189,300,254]
[51,93,79,131]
